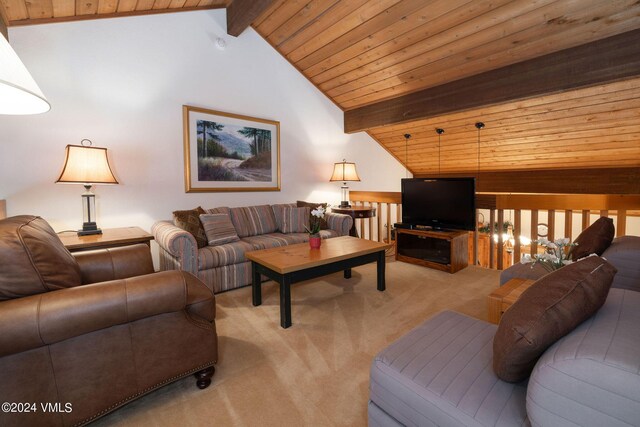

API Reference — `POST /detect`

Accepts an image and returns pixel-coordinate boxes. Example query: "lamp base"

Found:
[78,222,102,236]
[339,201,351,208]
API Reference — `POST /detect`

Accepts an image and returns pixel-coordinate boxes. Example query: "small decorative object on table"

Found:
[521,237,576,272]
[305,205,326,249]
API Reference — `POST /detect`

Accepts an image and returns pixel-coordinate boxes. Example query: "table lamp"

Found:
[56,139,118,235]
[330,159,360,208]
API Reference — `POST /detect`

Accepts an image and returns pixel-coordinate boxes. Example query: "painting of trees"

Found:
[237,127,271,156]
[197,120,224,158]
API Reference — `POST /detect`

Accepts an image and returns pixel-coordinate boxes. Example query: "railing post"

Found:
[497,209,504,270]
[531,210,539,255]
[617,210,627,236]
[489,209,496,269]
[514,209,521,262]
[564,210,573,240]
[548,210,555,242]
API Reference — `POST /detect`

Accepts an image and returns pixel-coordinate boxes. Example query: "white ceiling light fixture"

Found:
[0,33,50,115]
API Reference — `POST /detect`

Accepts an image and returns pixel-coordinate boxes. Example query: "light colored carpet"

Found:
[92,258,500,426]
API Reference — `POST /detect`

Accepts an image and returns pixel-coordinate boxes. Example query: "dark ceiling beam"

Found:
[226,0,273,37]
[414,167,640,195]
[344,29,640,133]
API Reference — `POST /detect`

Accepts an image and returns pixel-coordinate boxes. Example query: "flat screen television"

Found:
[401,177,476,231]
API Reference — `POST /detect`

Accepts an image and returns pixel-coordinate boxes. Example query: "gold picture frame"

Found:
[183,105,281,192]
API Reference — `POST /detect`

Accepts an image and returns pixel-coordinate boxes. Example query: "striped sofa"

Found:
[152,204,353,294]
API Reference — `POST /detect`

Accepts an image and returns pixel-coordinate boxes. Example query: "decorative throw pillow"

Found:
[493,255,617,383]
[297,200,328,230]
[282,207,310,234]
[173,207,207,248]
[570,216,615,261]
[199,214,240,246]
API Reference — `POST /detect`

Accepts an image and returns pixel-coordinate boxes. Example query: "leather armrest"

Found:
[0,270,214,357]
[73,244,155,284]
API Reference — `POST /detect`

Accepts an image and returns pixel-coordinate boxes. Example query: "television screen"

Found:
[401,178,476,231]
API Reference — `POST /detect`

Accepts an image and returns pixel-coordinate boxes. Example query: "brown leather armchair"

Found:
[0,216,218,427]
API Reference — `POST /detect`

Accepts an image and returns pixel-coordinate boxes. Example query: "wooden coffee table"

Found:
[487,278,537,324]
[247,236,391,328]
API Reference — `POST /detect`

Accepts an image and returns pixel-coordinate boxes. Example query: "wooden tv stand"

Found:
[395,228,469,273]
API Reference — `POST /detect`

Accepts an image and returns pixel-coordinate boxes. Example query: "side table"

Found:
[58,226,154,253]
[487,278,536,324]
[331,206,376,238]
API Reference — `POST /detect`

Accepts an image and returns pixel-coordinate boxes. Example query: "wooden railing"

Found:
[350,191,640,270]
[349,191,401,243]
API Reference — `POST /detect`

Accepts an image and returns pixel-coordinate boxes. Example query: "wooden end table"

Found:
[487,278,536,324]
[247,236,390,328]
[331,206,376,237]
[58,226,153,252]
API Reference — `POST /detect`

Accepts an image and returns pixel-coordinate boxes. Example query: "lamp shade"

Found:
[56,144,119,185]
[330,160,360,182]
[0,34,50,115]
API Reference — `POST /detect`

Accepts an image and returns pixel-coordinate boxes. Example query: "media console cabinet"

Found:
[395,228,469,273]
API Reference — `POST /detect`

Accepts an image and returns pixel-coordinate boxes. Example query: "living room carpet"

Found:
[92,258,500,426]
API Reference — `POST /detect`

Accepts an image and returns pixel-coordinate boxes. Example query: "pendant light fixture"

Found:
[403,133,411,178]
[475,122,485,182]
[435,128,444,175]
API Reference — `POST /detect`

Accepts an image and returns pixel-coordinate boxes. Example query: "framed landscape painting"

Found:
[183,105,281,192]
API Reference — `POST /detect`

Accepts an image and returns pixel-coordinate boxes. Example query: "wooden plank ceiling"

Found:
[252,0,640,176]
[2,0,639,177]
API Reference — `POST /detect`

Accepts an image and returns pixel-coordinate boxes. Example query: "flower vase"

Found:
[309,235,321,249]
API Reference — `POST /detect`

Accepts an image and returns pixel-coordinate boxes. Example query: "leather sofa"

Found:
[0,216,218,427]
[152,203,353,293]
[369,236,640,426]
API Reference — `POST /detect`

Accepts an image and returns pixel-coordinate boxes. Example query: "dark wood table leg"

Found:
[252,262,261,306]
[377,250,386,291]
[344,268,352,279]
[280,275,292,328]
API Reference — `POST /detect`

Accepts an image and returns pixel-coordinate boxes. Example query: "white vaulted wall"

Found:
[0,9,406,234]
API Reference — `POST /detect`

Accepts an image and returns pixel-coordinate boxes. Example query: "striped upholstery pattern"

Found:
[151,220,198,275]
[326,212,353,236]
[271,203,296,231]
[198,240,255,270]
[242,233,307,250]
[281,207,310,233]
[370,310,528,426]
[229,205,278,237]
[199,214,240,246]
[198,261,252,294]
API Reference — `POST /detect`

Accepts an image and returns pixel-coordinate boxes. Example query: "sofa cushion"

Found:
[173,207,207,248]
[570,216,615,261]
[602,236,640,292]
[281,207,310,233]
[370,311,528,427]
[199,214,240,246]
[493,255,617,383]
[241,233,306,250]
[297,200,329,230]
[0,215,82,300]
[526,288,640,427]
[198,240,255,270]
[229,205,278,237]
